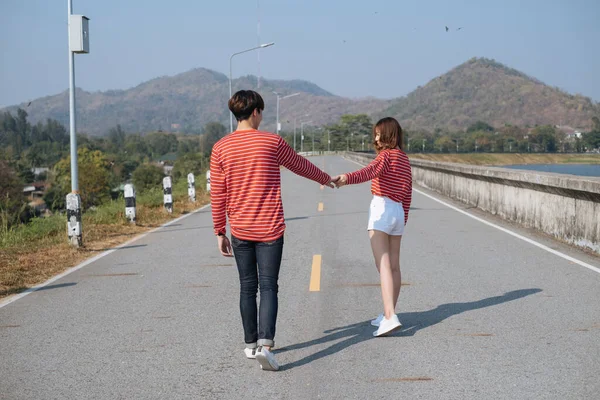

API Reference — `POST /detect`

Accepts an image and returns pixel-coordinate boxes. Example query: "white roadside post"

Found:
[66,194,82,247]
[66,1,90,247]
[206,170,211,192]
[163,177,173,213]
[187,173,196,202]
[124,184,136,224]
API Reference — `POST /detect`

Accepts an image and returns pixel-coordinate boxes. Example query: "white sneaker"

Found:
[373,314,402,337]
[371,314,384,327]
[244,347,257,359]
[255,346,279,371]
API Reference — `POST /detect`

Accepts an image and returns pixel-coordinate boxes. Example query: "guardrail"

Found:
[344,152,600,254]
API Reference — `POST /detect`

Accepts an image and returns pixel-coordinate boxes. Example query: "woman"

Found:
[335,117,412,336]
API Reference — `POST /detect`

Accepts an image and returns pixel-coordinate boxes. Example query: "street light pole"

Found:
[272,92,299,135]
[300,120,312,153]
[275,93,279,134]
[229,42,275,132]
[68,0,78,193]
[66,0,89,248]
[312,127,322,154]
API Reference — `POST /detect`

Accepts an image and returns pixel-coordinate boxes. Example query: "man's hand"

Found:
[217,235,233,257]
[326,175,341,189]
[332,174,348,188]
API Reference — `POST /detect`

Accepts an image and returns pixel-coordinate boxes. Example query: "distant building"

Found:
[31,167,50,176]
[23,182,46,201]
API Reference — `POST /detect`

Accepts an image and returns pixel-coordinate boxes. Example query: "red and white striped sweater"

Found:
[210,129,331,241]
[346,148,413,224]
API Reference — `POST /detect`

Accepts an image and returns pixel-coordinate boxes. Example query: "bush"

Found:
[132,164,164,192]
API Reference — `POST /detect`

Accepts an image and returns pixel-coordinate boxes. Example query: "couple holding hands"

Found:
[210,90,412,371]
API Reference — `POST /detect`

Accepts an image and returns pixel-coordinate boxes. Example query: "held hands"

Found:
[217,234,233,257]
[325,175,347,189]
[325,175,341,189]
[332,174,348,188]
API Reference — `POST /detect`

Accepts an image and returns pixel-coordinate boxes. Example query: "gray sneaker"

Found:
[255,346,279,371]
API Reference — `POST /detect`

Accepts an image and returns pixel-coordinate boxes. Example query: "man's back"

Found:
[211,129,330,242]
[211,129,285,241]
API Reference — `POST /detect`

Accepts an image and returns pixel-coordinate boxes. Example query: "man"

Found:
[210,90,336,371]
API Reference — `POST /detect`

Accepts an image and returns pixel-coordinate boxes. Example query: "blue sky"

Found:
[1,0,599,107]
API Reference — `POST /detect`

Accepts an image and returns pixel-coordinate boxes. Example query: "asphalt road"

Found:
[1,156,599,399]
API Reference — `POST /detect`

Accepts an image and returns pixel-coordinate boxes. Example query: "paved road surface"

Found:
[1,156,599,399]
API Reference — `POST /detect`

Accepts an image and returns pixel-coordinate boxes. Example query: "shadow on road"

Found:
[0,282,78,297]
[276,288,542,371]
[82,244,148,252]
[149,226,212,234]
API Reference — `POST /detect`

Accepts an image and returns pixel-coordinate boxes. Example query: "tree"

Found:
[592,116,600,132]
[0,161,28,227]
[434,136,454,153]
[531,125,557,152]
[340,114,372,150]
[172,153,207,181]
[124,134,150,159]
[107,124,126,151]
[467,121,494,133]
[132,164,164,192]
[53,148,112,209]
[146,132,179,157]
[200,122,226,155]
[583,131,600,150]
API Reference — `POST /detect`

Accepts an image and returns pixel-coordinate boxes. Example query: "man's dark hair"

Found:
[228,90,265,122]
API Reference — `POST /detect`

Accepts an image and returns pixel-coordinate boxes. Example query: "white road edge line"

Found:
[0,204,211,309]
[344,157,600,275]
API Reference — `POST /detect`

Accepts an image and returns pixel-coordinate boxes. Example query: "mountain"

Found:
[3,68,389,135]
[381,57,598,132]
[3,58,598,135]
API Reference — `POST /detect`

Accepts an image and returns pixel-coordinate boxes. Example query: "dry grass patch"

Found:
[1,193,209,299]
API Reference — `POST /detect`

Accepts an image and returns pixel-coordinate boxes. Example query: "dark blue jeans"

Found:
[231,234,284,348]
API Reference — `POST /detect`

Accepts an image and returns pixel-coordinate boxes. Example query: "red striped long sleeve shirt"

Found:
[210,129,332,241]
[346,149,413,224]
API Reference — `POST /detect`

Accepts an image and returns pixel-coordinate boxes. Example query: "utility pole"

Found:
[66,0,90,247]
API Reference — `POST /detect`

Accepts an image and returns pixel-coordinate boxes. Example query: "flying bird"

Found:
[445,26,449,32]
[27,101,31,107]
[457,27,464,31]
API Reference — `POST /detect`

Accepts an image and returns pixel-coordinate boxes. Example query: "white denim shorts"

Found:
[367,195,405,236]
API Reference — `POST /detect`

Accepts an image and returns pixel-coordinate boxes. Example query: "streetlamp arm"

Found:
[230,42,275,60]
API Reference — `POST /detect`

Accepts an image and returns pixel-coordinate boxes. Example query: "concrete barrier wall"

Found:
[344,152,600,254]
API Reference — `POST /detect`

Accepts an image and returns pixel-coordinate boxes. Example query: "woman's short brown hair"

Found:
[228,90,265,122]
[373,117,403,152]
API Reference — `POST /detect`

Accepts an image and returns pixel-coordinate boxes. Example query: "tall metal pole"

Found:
[257,0,261,89]
[68,0,78,192]
[300,121,312,153]
[229,43,275,133]
[293,119,297,151]
[229,55,234,133]
[276,95,280,134]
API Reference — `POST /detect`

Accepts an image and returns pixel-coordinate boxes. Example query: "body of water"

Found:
[503,164,600,178]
